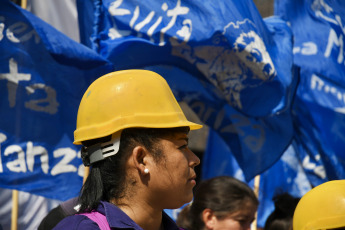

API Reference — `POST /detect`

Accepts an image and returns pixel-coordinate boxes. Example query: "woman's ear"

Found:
[202,208,217,230]
[132,146,149,175]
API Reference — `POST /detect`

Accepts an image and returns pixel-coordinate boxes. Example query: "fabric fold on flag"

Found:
[275,0,345,183]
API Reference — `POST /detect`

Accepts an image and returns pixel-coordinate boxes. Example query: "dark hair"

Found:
[78,126,189,212]
[177,176,259,230]
[264,193,300,230]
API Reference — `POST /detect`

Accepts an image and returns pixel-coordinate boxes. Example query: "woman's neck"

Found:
[112,198,164,230]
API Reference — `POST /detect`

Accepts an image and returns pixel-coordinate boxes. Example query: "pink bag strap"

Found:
[79,212,111,230]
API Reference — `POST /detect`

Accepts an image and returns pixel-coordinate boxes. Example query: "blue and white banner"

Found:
[275,0,345,82]
[88,0,295,117]
[77,0,297,181]
[0,0,306,202]
[0,1,113,201]
[293,70,345,182]
[275,0,345,183]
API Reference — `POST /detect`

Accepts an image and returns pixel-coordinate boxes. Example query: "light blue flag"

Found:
[77,0,297,181]
[0,0,114,201]
[275,0,345,183]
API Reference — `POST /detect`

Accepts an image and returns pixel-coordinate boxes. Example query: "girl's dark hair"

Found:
[177,176,259,230]
[78,127,189,213]
[264,193,300,230]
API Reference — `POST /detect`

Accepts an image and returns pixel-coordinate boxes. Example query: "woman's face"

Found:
[149,131,200,209]
[207,200,257,230]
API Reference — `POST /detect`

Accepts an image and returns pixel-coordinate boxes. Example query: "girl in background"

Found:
[177,176,258,230]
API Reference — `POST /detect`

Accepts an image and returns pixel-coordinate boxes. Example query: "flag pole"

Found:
[252,175,261,230]
[21,0,27,9]
[11,189,19,230]
[13,1,26,228]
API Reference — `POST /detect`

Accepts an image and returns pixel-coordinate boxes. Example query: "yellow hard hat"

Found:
[74,69,202,145]
[293,180,345,230]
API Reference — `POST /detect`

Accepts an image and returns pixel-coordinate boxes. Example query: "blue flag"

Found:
[275,0,345,82]
[275,0,345,183]
[293,70,345,182]
[0,1,114,201]
[77,0,297,180]
[87,0,295,117]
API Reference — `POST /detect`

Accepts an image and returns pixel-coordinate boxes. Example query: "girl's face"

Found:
[206,200,257,230]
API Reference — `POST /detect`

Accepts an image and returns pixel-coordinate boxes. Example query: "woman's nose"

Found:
[189,150,200,168]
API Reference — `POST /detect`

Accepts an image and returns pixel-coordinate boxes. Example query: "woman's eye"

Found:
[179,144,188,150]
[237,219,248,225]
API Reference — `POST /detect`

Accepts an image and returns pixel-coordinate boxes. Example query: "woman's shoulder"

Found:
[53,214,100,230]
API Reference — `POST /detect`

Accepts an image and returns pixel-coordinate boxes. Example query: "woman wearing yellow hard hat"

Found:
[53,70,202,229]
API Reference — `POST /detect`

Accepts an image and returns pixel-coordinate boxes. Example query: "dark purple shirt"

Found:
[53,201,184,230]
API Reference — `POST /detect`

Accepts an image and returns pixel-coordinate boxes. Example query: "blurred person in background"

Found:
[264,193,300,230]
[176,176,258,230]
